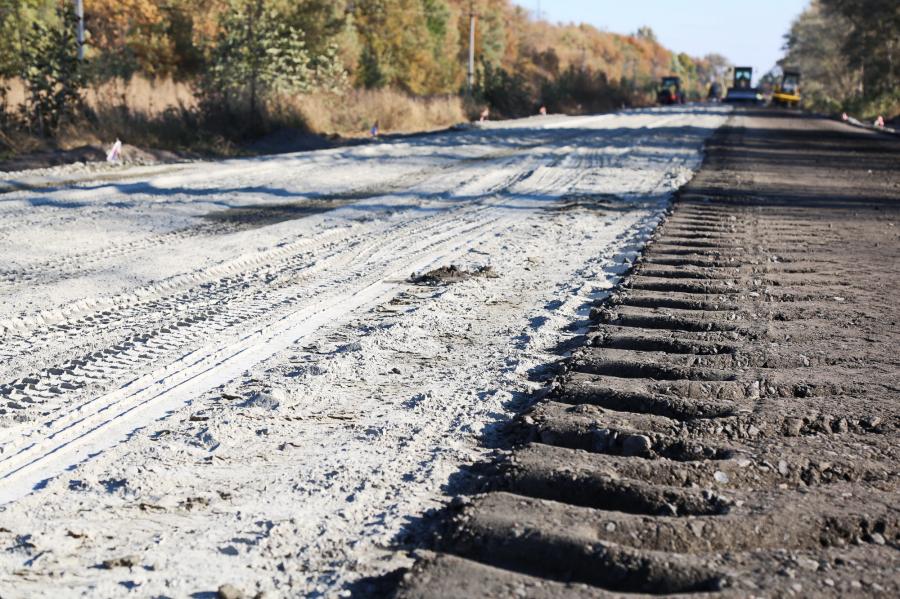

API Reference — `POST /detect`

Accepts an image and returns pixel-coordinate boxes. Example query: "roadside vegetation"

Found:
[780,0,899,119]
[0,0,729,161]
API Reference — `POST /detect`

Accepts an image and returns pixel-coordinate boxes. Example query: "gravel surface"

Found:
[0,106,730,597]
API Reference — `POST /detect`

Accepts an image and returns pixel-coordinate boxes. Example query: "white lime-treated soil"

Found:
[0,106,730,597]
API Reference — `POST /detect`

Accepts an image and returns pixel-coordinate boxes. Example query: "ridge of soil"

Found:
[393,109,900,597]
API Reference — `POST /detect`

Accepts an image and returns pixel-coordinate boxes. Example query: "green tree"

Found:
[20,2,86,135]
[781,1,860,112]
[279,0,347,60]
[354,0,461,94]
[0,0,56,116]
[201,0,314,116]
[820,0,899,101]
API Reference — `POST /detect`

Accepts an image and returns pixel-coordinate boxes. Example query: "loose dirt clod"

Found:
[409,264,496,286]
[100,555,140,569]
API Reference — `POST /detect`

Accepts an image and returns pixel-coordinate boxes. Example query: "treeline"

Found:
[781,0,899,117]
[0,0,727,145]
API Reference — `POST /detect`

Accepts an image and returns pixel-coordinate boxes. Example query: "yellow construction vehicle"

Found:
[772,70,801,108]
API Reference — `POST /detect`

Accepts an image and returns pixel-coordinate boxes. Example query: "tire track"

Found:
[0,201,518,503]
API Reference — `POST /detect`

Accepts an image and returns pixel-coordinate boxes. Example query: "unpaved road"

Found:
[0,106,730,597]
[397,110,900,597]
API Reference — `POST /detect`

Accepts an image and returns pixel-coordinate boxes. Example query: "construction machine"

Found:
[772,70,801,108]
[725,67,763,104]
[656,77,684,105]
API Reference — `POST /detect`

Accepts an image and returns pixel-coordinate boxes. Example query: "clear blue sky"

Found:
[512,0,810,82]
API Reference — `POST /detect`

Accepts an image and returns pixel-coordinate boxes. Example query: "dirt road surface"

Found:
[397,111,900,597]
[0,106,731,597]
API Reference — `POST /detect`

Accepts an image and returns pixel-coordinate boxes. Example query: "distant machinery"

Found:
[772,70,802,108]
[656,77,684,105]
[725,67,763,104]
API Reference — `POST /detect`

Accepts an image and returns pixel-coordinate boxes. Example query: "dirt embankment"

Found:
[395,109,900,597]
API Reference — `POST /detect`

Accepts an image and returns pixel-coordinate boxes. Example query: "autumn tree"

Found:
[84,0,176,79]
[354,0,438,94]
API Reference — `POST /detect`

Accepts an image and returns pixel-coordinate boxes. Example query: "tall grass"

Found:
[5,76,196,118]
[2,77,466,157]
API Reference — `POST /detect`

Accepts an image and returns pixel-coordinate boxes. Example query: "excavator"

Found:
[724,67,763,104]
[772,70,801,108]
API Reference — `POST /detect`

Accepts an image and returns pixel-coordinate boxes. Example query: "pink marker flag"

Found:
[106,139,122,163]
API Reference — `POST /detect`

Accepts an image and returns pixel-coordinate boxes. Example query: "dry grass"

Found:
[2,78,466,159]
[85,77,197,116]
[4,76,196,117]
[284,88,465,136]
[3,76,203,153]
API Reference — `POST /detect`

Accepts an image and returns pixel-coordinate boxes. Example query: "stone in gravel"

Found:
[689,521,704,538]
[713,471,729,484]
[621,434,652,457]
[217,584,244,599]
[865,532,886,545]
[831,418,849,433]
[861,416,881,429]
[796,557,819,571]
[591,428,614,451]
[782,417,803,436]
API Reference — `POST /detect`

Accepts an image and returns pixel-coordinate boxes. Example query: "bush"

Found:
[542,66,629,115]
[478,61,535,118]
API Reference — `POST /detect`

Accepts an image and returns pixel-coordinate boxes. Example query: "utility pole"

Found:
[75,0,85,61]
[467,2,476,95]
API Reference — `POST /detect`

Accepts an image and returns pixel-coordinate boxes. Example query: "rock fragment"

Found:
[217,584,245,599]
[621,434,652,457]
